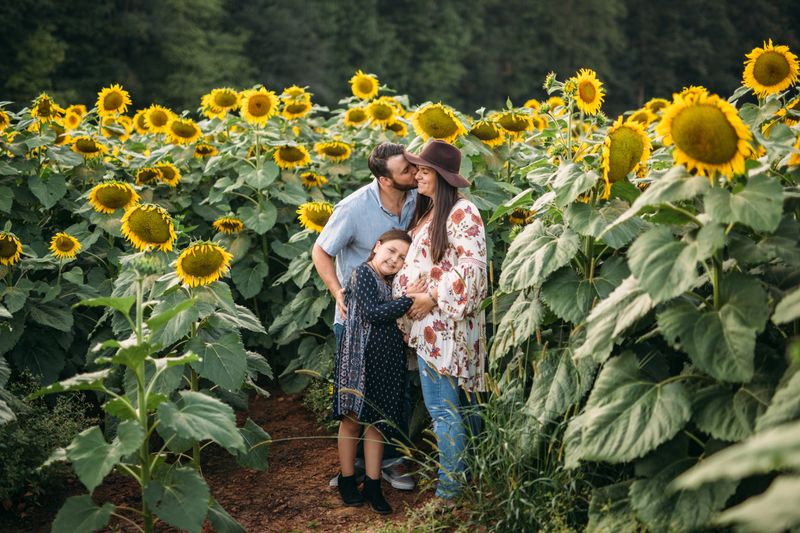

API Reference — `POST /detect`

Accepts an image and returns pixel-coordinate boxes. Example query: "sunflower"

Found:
[240,87,279,125]
[315,141,352,162]
[300,172,328,188]
[0,232,22,266]
[656,91,752,180]
[678,86,708,99]
[71,136,108,159]
[50,122,70,145]
[367,97,396,126]
[63,111,82,131]
[469,119,505,147]
[121,204,177,252]
[645,98,670,114]
[194,142,219,158]
[777,95,800,126]
[49,232,81,259]
[167,117,202,145]
[88,181,140,214]
[523,99,541,111]
[175,242,233,287]
[601,116,652,197]
[204,87,240,116]
[135,167,163,186]
[282,85,310,101]
[247,144,268,159]
[273,144,310,169]
[65,104,87,117]
[411,103,468,143]
[492,110,534,140]
[508,208,535,226]
[788,137,800,166]
[101,116,132,142]
[155,162,181,187]
[546,96,567,116]
[0,110,10,132]
[212,216,245,235]
[30,93,64,123]
[96,84,131,117]
[628,108,657,127]
[350,70,379,100]
[532,114,548,131]
[132,109,150,134]
[297,201,333,233]
[144,105,174,133]
[385,120,408,137]
[571,69,604,115]
[743,39,800,97]
[344,107,368,127]
[282,99,313,120]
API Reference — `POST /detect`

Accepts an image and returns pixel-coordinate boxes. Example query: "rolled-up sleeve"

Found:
[316,202,353,257]
[437,203,487,320]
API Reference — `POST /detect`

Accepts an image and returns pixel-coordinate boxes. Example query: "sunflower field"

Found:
[0,38,799,532]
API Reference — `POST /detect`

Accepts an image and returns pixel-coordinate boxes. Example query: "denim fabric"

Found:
[418,355,469,498]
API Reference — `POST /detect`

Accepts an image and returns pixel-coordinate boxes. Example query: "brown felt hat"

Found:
[404,140,470,188]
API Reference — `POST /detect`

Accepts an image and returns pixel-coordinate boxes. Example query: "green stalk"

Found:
[711,256,722,310]
[134,277,153,533]
[189,319,201,470]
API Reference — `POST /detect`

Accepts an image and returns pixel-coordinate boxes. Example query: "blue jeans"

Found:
[418,355,474,498]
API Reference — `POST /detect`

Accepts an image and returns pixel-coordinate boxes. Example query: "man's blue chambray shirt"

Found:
[316,179,417,324]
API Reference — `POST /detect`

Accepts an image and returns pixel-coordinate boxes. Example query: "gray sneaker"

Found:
[381,461,416,491]
[329,458,365,487]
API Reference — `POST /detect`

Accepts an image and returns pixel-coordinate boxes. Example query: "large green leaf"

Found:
[143,466,210,533]
[77,295,135,319]
[690,380,771,441]
[66,421,145,492]
[541,257,629,324]
[51,495,115,533]
[627,224,724,304]
[268,287,330,344]
[658,272,768,383]
[756,367,800,431]
[212,304,267,334]
[565,199,648,249]
[772,285,800,325]
[552,162,599,206]
[499,220,580,291]
[238,203,277,234]
[231,259,269,299]
[188,331,247,391]
[715,476,800,533]
[207,497,247,533]
[157,391,245,454]
[29,369,112,399]
[586,482,639,533]
[243,162,279,189]
[704,173,784,233]
[566,352,691,464]
[29,300,74,332]
[0,355,11,388]
[674,420,800,489]
[236,418,270,470]
[630,443,737,533]
[574,276,655,363]
[490,291,544,359]
[525,348,596,424]
[28,173,67,209]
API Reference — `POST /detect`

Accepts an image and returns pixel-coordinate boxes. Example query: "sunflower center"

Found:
[248,95,272,117]
[498,114,529,132]
[286,102,310,114]
[96,185,132,208]
[0,236,17,257]
[753,51,791,87]
[127,209,172,244]
[37,99,54,117]
[279,147,306,162]
[149,110,169,127]
[55,236,75,252]
[370,104,393,120]
[75,138,101,154]
[357,78,376,94]
[419,108,458,138]
[322,144,348,157]
[629,111,650,125]
[671,104,739,164]
[171,121,198,139]
[579,81,597,103]
[103,92,124,111]
[608,126,645,182]
[214,92,238,107]
[182,248,225,277]
[347,109,366,122]
[472,122,500,140]
[135,114,148,130]
[159,166,177,182]
[137,168,161,184]
[306,206,332,226]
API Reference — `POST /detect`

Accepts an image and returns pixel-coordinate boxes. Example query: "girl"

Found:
[332,229,425,514]
[393,140,488,501]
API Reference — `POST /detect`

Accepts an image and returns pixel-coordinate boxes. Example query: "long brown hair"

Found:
[409,172,459,264]
[366,229,412,261]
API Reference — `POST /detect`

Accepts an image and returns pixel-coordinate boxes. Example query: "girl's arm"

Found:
[354,265,413,325]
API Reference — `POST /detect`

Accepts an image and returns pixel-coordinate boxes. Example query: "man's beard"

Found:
[387,177,417,192]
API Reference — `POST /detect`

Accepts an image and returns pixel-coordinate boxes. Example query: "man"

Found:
[313,142,417,491]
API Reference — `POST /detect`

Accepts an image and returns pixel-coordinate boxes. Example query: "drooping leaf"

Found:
[29,369,112,399]
[188,330,247,391]
[66,421,145,492]
[28,173,67,209]
[207,497,247,533]
[756,367,800,431]
[29,300,74,332]
[236,418,271,470]
[243,162,279,189]
[525,348,596,424]
[499,221,580,291]
[51,495,115,533]
[566,352,691,464]
[143,466,210,533]
[715,476,800,533]
[565,199,648,249]
[231,259,269,299]
[490,291,544,359]
[690,380,772,441]
[552,163,599,206]
[238,203,277,234]
[772,285,800,325]
[157,391,245,454]
[704,173,784,233]
[76,295,136,318]
[541,257,629,324]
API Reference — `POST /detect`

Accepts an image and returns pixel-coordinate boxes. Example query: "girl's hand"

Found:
[406,277,427,294]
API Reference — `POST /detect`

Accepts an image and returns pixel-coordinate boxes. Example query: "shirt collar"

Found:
[369,178,416,217]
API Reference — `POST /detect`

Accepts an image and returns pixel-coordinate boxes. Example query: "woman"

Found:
[393,140,487,500]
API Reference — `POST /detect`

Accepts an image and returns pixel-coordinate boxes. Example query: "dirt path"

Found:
[1,391,433,533]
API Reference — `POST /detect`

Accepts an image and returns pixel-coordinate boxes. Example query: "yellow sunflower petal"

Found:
[411,103,468,143]
[350,70,379,100]
[743,39,800,97]
[297,201,333,233]
[240,87,279,125]
[212,216,245,235]
[0,231,23,266]
[88,181,140,214]
[601,116,652,197]
[49,232,81,259]
[273,144,310,170]
[96,84,132,117]
[175,242,233,287]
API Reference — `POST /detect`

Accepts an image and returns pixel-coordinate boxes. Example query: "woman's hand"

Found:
[407,293,436,320]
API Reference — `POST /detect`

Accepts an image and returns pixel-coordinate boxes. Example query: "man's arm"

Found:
[312,243,346,317]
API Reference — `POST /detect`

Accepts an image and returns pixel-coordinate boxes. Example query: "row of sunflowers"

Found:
[0,38,799,531]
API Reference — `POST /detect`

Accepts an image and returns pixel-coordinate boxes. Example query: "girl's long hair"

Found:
[409,172,459,264]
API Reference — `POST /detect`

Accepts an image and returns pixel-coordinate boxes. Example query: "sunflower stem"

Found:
[189,319,201,471]
[133,276,154,533]
[711,255,722,310]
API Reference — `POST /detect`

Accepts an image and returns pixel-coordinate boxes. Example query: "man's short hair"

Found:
[368,142,406,179]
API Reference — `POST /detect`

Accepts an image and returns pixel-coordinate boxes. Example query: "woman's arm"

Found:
[354,266,413,325]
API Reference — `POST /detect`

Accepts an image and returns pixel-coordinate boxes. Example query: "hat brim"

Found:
[404,151,470,188]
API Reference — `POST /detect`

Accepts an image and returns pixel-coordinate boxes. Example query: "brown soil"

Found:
[0,391,434,533]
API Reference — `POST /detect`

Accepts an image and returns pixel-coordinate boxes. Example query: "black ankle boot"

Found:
[363,476,392,514]
[337,473,364,506]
